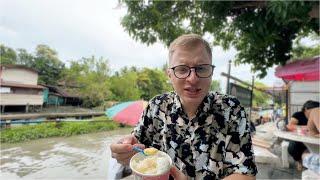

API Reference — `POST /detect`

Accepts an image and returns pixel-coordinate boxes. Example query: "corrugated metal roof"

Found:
[0,81,45,89]
[275,57,319,81]
[0,65,38,73]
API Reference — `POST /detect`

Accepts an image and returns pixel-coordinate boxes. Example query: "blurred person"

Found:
[287,100,319,170]
[110,34,257,179]
[301,107,320,174]
[307,107,320,137]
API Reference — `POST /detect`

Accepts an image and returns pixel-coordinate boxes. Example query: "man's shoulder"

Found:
[149,92,175,105]
[209,91,241,108]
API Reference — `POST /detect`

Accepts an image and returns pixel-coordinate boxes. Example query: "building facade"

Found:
[0,65,44,112]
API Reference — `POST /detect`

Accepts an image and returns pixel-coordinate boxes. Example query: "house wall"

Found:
[12,88,42,95]
[289,81,320,117]
[0,94,43,105]
[1,68,38,85]
[47,95,64,105]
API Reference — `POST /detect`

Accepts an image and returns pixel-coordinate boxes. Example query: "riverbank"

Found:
[1,116,127,143]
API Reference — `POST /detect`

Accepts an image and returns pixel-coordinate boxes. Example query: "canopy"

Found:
[275,57,319,81]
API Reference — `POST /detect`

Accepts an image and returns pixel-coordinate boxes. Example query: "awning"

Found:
[0,81,45,89]
[275,57,319,81]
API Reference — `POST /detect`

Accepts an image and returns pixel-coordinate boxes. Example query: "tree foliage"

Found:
[110,66,171,101]
[291,34,320,60]
[16,48,34,66]
[0,44,17,65]
[110,68,141,101]
[121,1,319,78]
[252,81,271,107]
[63,56,113,107]
[33,45,65,85]
[210,80,221,92]
[137,68,172,100]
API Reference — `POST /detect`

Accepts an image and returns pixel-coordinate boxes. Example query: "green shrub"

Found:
[1,120,122,143]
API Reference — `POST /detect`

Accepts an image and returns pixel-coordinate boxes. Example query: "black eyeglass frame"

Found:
[170,64,215,79]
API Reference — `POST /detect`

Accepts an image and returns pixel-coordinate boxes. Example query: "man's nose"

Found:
[186,69,199,83]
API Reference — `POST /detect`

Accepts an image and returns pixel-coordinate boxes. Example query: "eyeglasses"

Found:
[170,64,215,79]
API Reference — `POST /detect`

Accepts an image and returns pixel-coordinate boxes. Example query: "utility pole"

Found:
[226,60,231,95]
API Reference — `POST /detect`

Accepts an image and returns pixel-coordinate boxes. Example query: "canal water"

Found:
[0,128,132,179]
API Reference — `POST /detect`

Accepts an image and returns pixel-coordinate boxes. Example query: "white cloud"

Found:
[0,0,282,89]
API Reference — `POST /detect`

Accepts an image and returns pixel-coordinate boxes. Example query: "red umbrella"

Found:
[105,100,148,126]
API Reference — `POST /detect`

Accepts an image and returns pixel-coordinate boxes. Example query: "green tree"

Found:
[252,82,271,107]
[210,80,221,92]
[137,68,172,100]
[16,48,34,66]
[291,34,320,60]
[238,81,271,107]
[63,56,113,107]
[110,68,141,101]
[0,44,17,65]
[121,1,319,78]
[33,45,65,85]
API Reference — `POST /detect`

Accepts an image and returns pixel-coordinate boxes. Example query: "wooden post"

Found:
[226,60,232,95]
[249,76,254,121]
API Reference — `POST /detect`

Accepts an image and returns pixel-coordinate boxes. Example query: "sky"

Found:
[0,0,288,92]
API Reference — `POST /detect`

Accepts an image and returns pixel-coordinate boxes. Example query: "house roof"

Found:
[275,57,320,81]
[1,81,45,89]
[41,84,80,98]
[0,65,38,73]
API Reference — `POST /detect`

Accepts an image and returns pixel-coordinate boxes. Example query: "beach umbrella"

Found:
[105,100,148,126]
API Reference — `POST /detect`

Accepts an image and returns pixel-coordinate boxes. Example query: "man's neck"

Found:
[182,103,199,119]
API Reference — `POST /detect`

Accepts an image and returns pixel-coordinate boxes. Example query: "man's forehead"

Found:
[170,48,212,64]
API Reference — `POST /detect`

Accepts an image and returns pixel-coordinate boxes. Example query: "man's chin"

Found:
[181,96,203,106]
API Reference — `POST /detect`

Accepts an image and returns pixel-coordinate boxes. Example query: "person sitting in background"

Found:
[286,101,319,131]
[301,107,320,174]
[286,100,320,170]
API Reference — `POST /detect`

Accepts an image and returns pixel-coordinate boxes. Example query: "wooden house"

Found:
[42,84,82,106]
[0,65,44,112]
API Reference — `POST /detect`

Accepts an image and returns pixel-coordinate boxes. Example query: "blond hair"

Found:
[168,34,212,65]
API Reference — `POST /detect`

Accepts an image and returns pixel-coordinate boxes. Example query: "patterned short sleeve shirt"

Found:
[133,91,257,179]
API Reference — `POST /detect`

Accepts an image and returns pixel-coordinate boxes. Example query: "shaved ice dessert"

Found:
[130,148,172,180]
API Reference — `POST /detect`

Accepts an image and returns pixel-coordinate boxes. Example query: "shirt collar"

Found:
[170,91,214,117]
[171,92,184,115]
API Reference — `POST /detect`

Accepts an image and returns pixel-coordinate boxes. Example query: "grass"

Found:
[0,116,125,143]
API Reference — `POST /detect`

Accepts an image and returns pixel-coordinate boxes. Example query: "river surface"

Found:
[0,128,132,179]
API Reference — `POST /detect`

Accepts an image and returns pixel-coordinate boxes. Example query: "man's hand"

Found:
[110,135,145,165]
[170,166,188,180]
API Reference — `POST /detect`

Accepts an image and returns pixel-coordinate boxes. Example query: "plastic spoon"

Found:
[132,147,159,156]
[132,146,147,155]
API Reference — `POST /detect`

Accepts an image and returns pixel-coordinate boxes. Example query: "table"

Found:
[274,130,320,154]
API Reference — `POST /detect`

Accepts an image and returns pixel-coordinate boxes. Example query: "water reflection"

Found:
[0,128,132,179]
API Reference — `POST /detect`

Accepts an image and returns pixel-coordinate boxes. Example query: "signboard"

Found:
[230,83,252,107]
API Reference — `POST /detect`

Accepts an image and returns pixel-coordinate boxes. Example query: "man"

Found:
[301,107,320,175]
[110,34,257,179]
[286,100,319,170]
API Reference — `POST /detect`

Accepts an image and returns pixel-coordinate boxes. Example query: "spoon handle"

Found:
[132,146,146,155]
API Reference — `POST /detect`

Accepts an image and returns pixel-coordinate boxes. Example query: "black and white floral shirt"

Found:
[133,91,257,179]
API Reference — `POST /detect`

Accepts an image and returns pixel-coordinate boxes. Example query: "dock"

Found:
[0,112,105,120]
